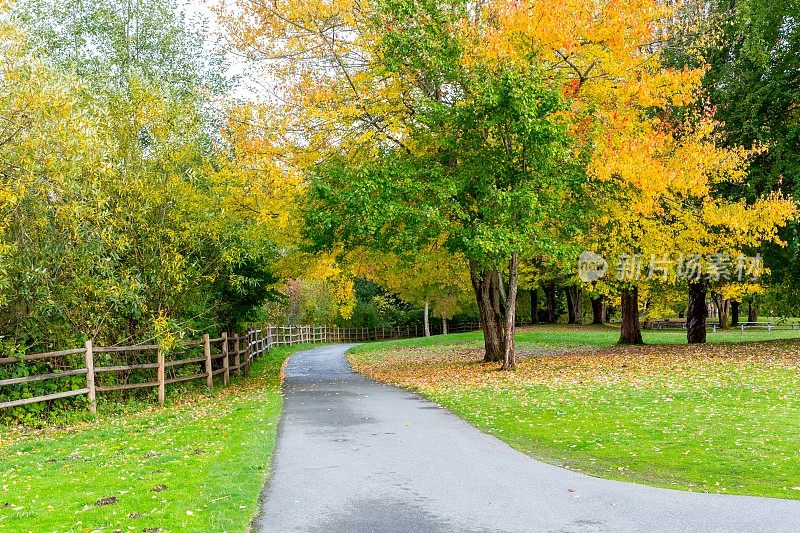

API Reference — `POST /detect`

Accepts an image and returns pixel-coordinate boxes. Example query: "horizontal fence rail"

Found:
[0,323,481,414]
[645,320,800,332]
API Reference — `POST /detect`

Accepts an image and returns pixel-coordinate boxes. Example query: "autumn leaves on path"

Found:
[258,343,800,532]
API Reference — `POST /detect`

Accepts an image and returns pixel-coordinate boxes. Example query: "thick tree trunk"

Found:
[712,293,730,330]
[565,285,582,324]
[731,301,739,327]
[619,287,643,344]
[748,301,758,323]
[423,300,431,337]
[591,296,605,325]
[618,286,643,344]
[442,317,448,335]
[566,288,576,324]
[687,281,708,344]
[469,261,505,362]
[530,289,539,325]
[502,254,519,370]
[544,283,557,323]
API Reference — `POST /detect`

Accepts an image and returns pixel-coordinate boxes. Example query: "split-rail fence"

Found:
[0,323,480,413]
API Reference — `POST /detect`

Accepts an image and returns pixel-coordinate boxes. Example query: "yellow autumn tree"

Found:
[350,247,473,335]
[480,0,796,343]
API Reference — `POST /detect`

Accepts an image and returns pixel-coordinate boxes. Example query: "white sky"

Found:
[180,0,256,100]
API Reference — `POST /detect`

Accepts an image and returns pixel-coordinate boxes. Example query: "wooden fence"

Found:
[0,323,482,413]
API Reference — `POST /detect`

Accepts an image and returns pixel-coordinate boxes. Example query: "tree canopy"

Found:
[0,0,797,369]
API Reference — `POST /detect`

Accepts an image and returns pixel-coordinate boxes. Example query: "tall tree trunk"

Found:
[618,286,643,344]
[566,287,576,324]
[530,288,539,324]
[566,285,582,324]
[748,301,758,323]
[502,254,519,370]
[591,295,605,325]
[687,281,708,344]
[544,283,557,323]
[469,261,505,362]
[423,301,430,337]
[731,301,740,327]
[711,293,730,330]
[442,317,448,335]
[719,300,730,329]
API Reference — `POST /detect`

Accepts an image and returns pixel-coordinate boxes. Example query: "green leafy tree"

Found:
[1,0,280,348]
[304,0,582,369]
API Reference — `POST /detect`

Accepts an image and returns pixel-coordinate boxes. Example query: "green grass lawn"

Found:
[348,326,800,499]
[0,344,306,533]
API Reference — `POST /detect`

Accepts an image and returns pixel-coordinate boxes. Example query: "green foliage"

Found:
[667,0,800,304]
[0,1,284,420]
[305,70,580,269]
[0,1,280,345]
[304,0,583,273]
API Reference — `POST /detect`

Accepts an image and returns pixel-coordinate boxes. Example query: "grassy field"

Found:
[348,326,800,499]
[0,344,307,533]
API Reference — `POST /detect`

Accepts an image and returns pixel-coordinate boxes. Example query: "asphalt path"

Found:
[255,344,800,532]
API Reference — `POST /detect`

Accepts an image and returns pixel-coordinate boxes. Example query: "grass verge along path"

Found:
[348,327,800,500]
[0,344,307,533]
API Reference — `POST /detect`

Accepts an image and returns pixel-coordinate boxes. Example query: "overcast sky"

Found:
[180,0,257,99]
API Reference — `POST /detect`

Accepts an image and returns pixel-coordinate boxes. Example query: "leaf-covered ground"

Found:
[0,344,306,533]
[348,327,800,499]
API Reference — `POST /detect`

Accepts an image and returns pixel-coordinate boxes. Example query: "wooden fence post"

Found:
[233,333,241,375]
[157,346,165,407]
[203,334,213,391]
[244,331,251,375]
[222,332,230,386]
[84,340,96,414]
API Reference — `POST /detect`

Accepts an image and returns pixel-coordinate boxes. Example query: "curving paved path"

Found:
[255,344,800,532]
